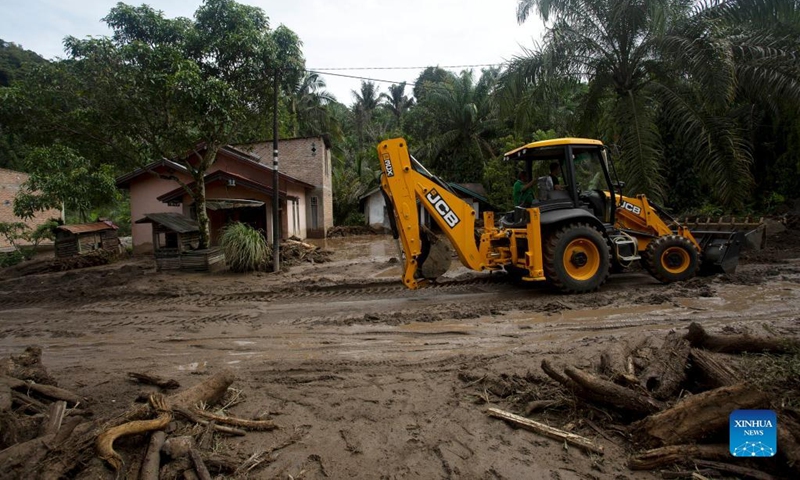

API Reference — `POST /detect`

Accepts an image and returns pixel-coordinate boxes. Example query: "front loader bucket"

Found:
[682,216,765,276]
[697,231,745,275]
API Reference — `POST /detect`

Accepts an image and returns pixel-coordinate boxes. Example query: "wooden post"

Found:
[487,408,604,455]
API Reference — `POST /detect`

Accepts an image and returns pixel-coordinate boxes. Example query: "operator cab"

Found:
[503,138,617,226]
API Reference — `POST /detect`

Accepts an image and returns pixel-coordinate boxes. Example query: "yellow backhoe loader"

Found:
[377,137,760,293]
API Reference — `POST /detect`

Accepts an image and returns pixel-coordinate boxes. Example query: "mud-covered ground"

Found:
[1,231,800,479]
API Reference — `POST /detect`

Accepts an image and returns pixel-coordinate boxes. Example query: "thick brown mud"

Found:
[1,233,799,479]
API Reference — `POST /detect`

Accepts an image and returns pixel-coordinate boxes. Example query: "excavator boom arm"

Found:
[378,138,485,288]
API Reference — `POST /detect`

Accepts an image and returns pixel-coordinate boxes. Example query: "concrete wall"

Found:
[363,191,388,229]
[130,172,190,253]
[237,138,332,237]
[0,168,62,249]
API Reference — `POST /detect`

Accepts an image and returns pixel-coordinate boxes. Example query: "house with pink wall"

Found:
[117,141,325,253]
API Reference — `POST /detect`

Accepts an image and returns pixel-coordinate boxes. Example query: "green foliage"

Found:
[0,40,46,87]
[343,211,366,227]
[407,69,500,183]
[505,0,800,210]
[742,346,800,408]
[220,222,270,272]
[0,250,24,268]
[0,218,58,260]
[332,164,375,226]
[14,145,119,220]
[482,156,515,212]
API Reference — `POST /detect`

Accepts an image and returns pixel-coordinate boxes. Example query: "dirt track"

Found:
[2,234,800,479]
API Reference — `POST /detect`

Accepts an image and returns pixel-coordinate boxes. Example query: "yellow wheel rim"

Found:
[563,238,601,281]
[661,247,691,274]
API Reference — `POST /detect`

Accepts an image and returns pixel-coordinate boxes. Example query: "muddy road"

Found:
[1,235,800,479]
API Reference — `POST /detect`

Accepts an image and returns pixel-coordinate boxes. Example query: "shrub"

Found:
[220,222,270,273]
[343,212,366,226]
[0,250,24,268]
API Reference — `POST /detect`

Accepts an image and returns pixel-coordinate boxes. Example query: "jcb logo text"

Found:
[621,201,642,215]
[426,189,460,228]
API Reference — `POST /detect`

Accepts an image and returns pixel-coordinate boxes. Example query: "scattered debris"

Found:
[326,225,383,237]
[0,349,302,479]
[470,323,800,478]
[280,239,332,266]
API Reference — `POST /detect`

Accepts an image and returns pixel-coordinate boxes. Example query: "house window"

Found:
[311,196,319,230]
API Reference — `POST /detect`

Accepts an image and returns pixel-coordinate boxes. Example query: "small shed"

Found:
[135,212,224,272]
[54,221,120,258]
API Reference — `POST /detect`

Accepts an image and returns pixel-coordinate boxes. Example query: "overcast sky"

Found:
[1,0,544,105]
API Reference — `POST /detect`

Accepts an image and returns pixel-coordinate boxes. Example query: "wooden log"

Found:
[128,372,180,390]
[0,346,57,385]
[203,453,242,473]
[10,390,47,414]
[685,322,798,354]
[96,394,173,471]
[38,369,236,478]
[629,444,729,470]
[0,434,56,477]
[692,459,777,480]
[0,386,10,412]
[524,399,564,415]
[487,407,604,455]
[631,384,768,448]
[139,431,166,480]
[173,407,246,436]
[0,375,84,405]
[39,400,67,437]
[688,349,739,388]
[639,331,690,400]
[599,342,638,385]
[189,407,277,431]
[541,360,606,404]
[189,448,212,480]
[777,414,800,472]
[564,367,665,415]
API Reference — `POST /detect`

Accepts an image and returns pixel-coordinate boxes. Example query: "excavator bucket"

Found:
[682,216,766,275]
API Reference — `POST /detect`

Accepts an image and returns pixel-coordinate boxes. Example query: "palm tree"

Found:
[380,82,414,126]
[505,0,800,208]
[289,72,340,140]
[351,81,382,170]
[420,69,499,182]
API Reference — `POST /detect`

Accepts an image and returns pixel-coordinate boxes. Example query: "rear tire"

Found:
[543,223,610,293]
[642,235,700,283]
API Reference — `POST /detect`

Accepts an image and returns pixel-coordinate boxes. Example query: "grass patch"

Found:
[220,222,270,273]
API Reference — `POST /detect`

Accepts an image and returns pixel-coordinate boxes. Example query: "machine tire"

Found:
[543,223,610,293]
[642,235,700,283]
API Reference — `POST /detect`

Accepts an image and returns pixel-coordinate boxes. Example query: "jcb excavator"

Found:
[378,137,752,293]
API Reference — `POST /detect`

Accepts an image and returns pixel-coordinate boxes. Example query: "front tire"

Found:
[543,223,610,293]
[642,235,700,283]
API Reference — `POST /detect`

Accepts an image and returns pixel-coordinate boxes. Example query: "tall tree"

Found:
[414,69,499,182]
[507,0,800,209]
[288,72,340,139]
[380,82,414,126]
[5,0,305,247]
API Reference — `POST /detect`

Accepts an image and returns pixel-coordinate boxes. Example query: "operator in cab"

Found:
[513,170,536,207]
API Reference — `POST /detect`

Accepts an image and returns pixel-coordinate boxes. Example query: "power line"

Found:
[309,63,506,71]
[306,70,413,85]
[307,62,507,85]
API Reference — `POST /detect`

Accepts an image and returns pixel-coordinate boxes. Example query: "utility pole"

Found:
[272,68,280,272]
